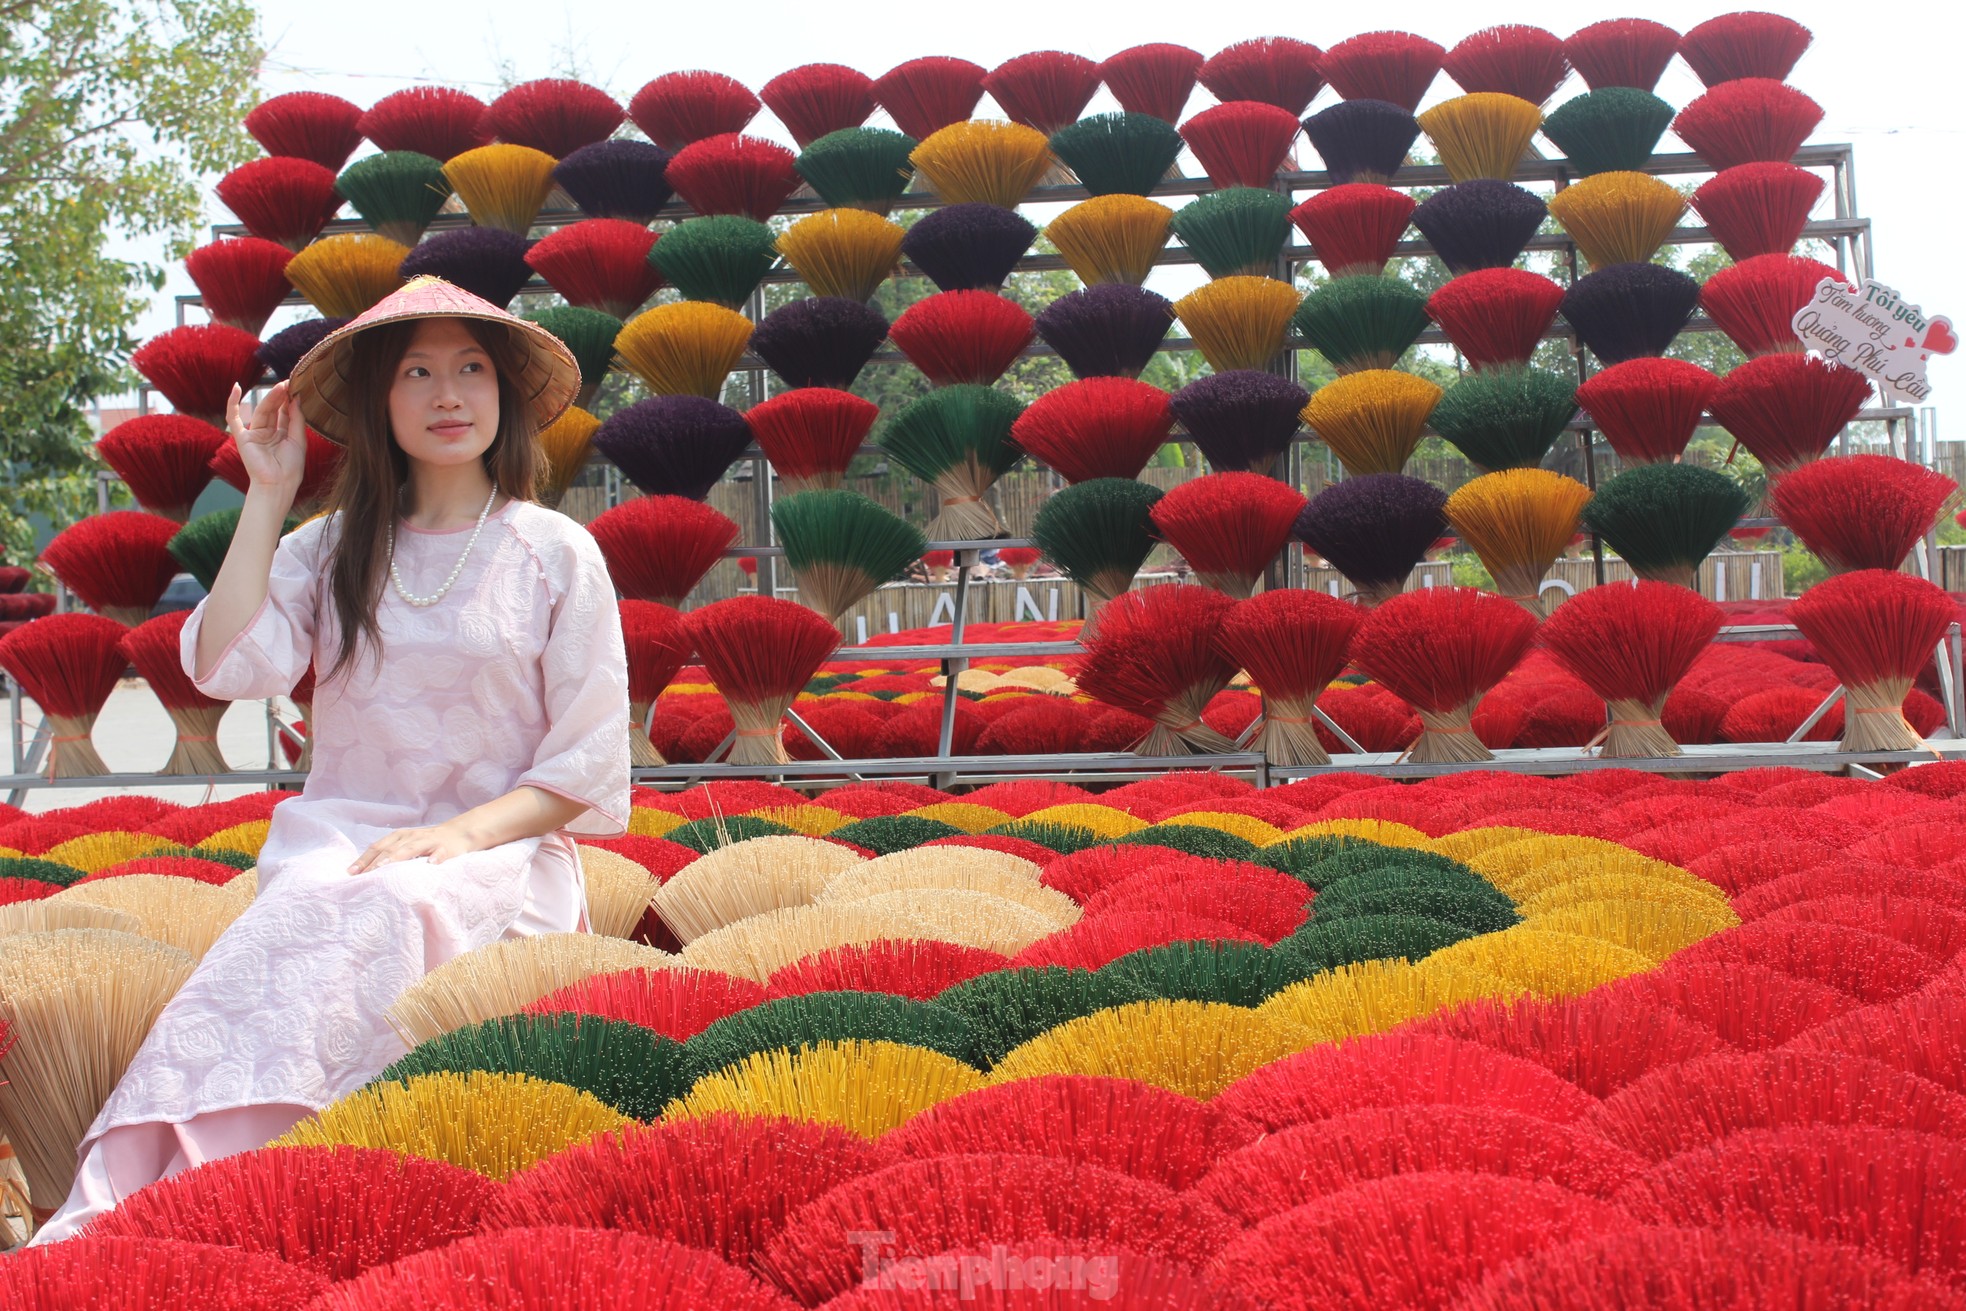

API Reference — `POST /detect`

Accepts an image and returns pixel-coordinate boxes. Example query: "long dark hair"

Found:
[319,316,547,682]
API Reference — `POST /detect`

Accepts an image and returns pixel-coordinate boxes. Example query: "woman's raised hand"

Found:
[226,381,309,493]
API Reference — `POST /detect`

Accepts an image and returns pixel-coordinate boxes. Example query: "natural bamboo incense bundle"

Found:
[245,89,363,169]
[1173,276,1301,373]
[398,227,534,309]
[1445,468,1593,612]
[613,302,753,398]
[1539,581,1723,758]
[1046,195,1175,286]
[282,233,411,319]
[745,387,879,493]
[1546,170,1687,268]
[877,385,1026,539]
[629,70,761,150]
[1299,369,1442,476]
[1346,585,1538,763]
[1540,88,1676,176]
[771,490,926,621]
[749,297,890,390]
[909,120,1054,209]
[1047,112,1185,197]
[524,220,662,320]
[440,144,558,234]
[794,127,919,214]
[183,238,293,337]
[1291,276,1431,374]
[1416,93,1544,183]
[1790,570,1956,753]
[1215,589,1362,767]
[686,596,843,766]
[1581,463,1750,588]
[774,209,906,303]
[553,139,674,224]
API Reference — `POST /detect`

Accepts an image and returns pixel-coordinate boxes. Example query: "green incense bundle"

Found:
[1048,112,1184,197]
[1029,477,1163,629]
[1290,275,1432,374]
[525,305,623,409]
[1429,366,1580,472]
[169,508,300,591]
[936,965,1146,1066]
[684,992,977,1082]
[772,489,927,621]
[336,151,453,245]
[1582,462,1751,588]
[1168,187,1294,278]
[373,1013,689,1121]
[877,385,1026,541]
[795,127,919,214]
[1541,88,1676,177]
[650,215,779,308]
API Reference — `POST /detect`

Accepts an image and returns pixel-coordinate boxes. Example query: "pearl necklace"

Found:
[388,482,499,608]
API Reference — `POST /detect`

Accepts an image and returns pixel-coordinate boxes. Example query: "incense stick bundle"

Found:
[1445,468,1593,612]
[1216,589,1362,766]
[1074,584,1241,754]
[1539,580,1723,757]
[1790,570,1955,752]
[120,612,229,775]
[877,385,1026,540]
[686,597,843,766]
[1348,585,1537,762]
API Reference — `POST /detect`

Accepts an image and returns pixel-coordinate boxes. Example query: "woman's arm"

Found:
[193,382,307,682]
[346,784,587,875]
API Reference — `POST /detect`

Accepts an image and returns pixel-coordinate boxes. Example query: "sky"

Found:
[126,0,1966,428]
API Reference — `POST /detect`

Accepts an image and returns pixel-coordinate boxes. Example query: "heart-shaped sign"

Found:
[1926,319,1959,355]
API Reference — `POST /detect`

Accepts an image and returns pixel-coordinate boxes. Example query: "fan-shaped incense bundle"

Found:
[909,120,1053,209]
[553,139,674,224]
[131,324,265,427]
[762,63,875,146]
[773,490,925,620]
[207,427,342,510]
[1291,276,1430,374]
[0,615,132,776]
[1295,473,1449,606]
[650,215,778,309]
[1445,25,1571,103]
[335,151,453,246]
[614,302,752,398]
[878,385,1025,539]
[1540,581,1724,757]
[872,56,987,139]
[620,600,691,766]
[1030,478,1163,626]
[1169,187,1293,279]
[1426,267,1566,368]
[1034,283,1175,380]
[526,305,620,409]
[1214,590,1361,766]
[1573,357,1718,466]
[439,144,557,234]
[1180,101,1301,188]
[589,495,739,605]
[1409,179,1548,274]
[592,396,752,500]
[1169,370,1307,475]
[1771,454,1955,574]
[281,233,410,319]
[1046,195,1175,287]
[484,78,622,156]
[245,89,362,168]
[1680,12,1814,86]
[524,220,661,320]
[119,612,228,774]
[37,510,180,626]
[1540,87,1676,176]
[1101,42,1205,122]
[901,203,1038,292]
[887,290,1035,386]
[775,209,905,303]
[1076,585,1241,754]
[1563,18,1680,92]
[1791,570,1955,752]
[1047,112,1185,196]
[183,238,293,337]
[665,133,801,222]
[1582,463,1750,587]
[213,156,343,250]
[629,70,761,151]
[256,317,344,384]
[535,406,601,509]
[1149,472,1307,598]
[746,388,878,493]
[795,127,919,214]
[1445,468,1593,610]
[1690,161,1826,261]
[1289,185,1415,279]
[1561,262,1701,363]
[983,50,1102,135]
[1429,367,1579,472]
[1201,37,1326,115]
[397,227,533,309]
[1012,376,1175,483]
[1707,352,1872,474]
[1174,276,1300,373]
[94,415,225,522]
[749,297,889,390]
[1673,79,1824,171]
[1702,253,1849,357]
[1417,93,1543,183]
[1349,585,1537,762]
[1302,99,1421,184]
[1320,31,1446,111]
[687,597,842,765]
[1300,369,1442,476]
[359,86,492,160]
[1548,170,1687,269]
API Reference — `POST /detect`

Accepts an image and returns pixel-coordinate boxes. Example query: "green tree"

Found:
[0,0,264,563]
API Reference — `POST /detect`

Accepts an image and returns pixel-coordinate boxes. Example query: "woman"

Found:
[31,277,631,1242]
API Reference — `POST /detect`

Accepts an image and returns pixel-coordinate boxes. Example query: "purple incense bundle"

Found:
[593,395,753,500]
[1301,99,1421,184]
[1168,369,1308,475]
[255,317,347,382]
[1409,179,1548,274]
[553,140,674,224]
[397,227,534,309]
[749,297,890,390]
[1034,283,1175,379]
[1560,262,1701,363]
[901,203,1039,291]
[1293,473,1449,605]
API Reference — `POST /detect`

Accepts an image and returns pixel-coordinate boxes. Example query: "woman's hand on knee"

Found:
[348,820,479,874]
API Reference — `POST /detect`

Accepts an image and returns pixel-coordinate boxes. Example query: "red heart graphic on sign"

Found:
[1926,320,1959,354]
[1906,337,1917,347]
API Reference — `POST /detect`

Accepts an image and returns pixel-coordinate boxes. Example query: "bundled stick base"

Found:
[1841,679,1928,753]
[1410,705,1495,763]
[42,715,109,779]
[629,704,664,767]
[1600,697,1683,759]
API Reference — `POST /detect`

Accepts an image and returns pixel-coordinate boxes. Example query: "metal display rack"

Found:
[20,136,1948,795]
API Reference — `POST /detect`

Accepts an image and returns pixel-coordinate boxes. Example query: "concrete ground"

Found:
[9,679,294,813]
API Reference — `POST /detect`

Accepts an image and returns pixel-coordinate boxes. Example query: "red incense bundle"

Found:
[1216,589,1363,766]
[1074,584,1241,755]
[1706,353,1871,475]
[120,611,229,775]
[1289,185,1416,278]
[1770,454,1957,575]
[37,511,181,626]
[686,596,842,765]
[1539,581,1723,758]
[1574,357,1718,465]
[0,613,132,777]
[589,495,740,606]
[744,389,879,494]
[1347,585,1538,763]
[619,600,694,766]
[1147,472,1307,598]
[94,416,227,522]
[1790,570,1956,752]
